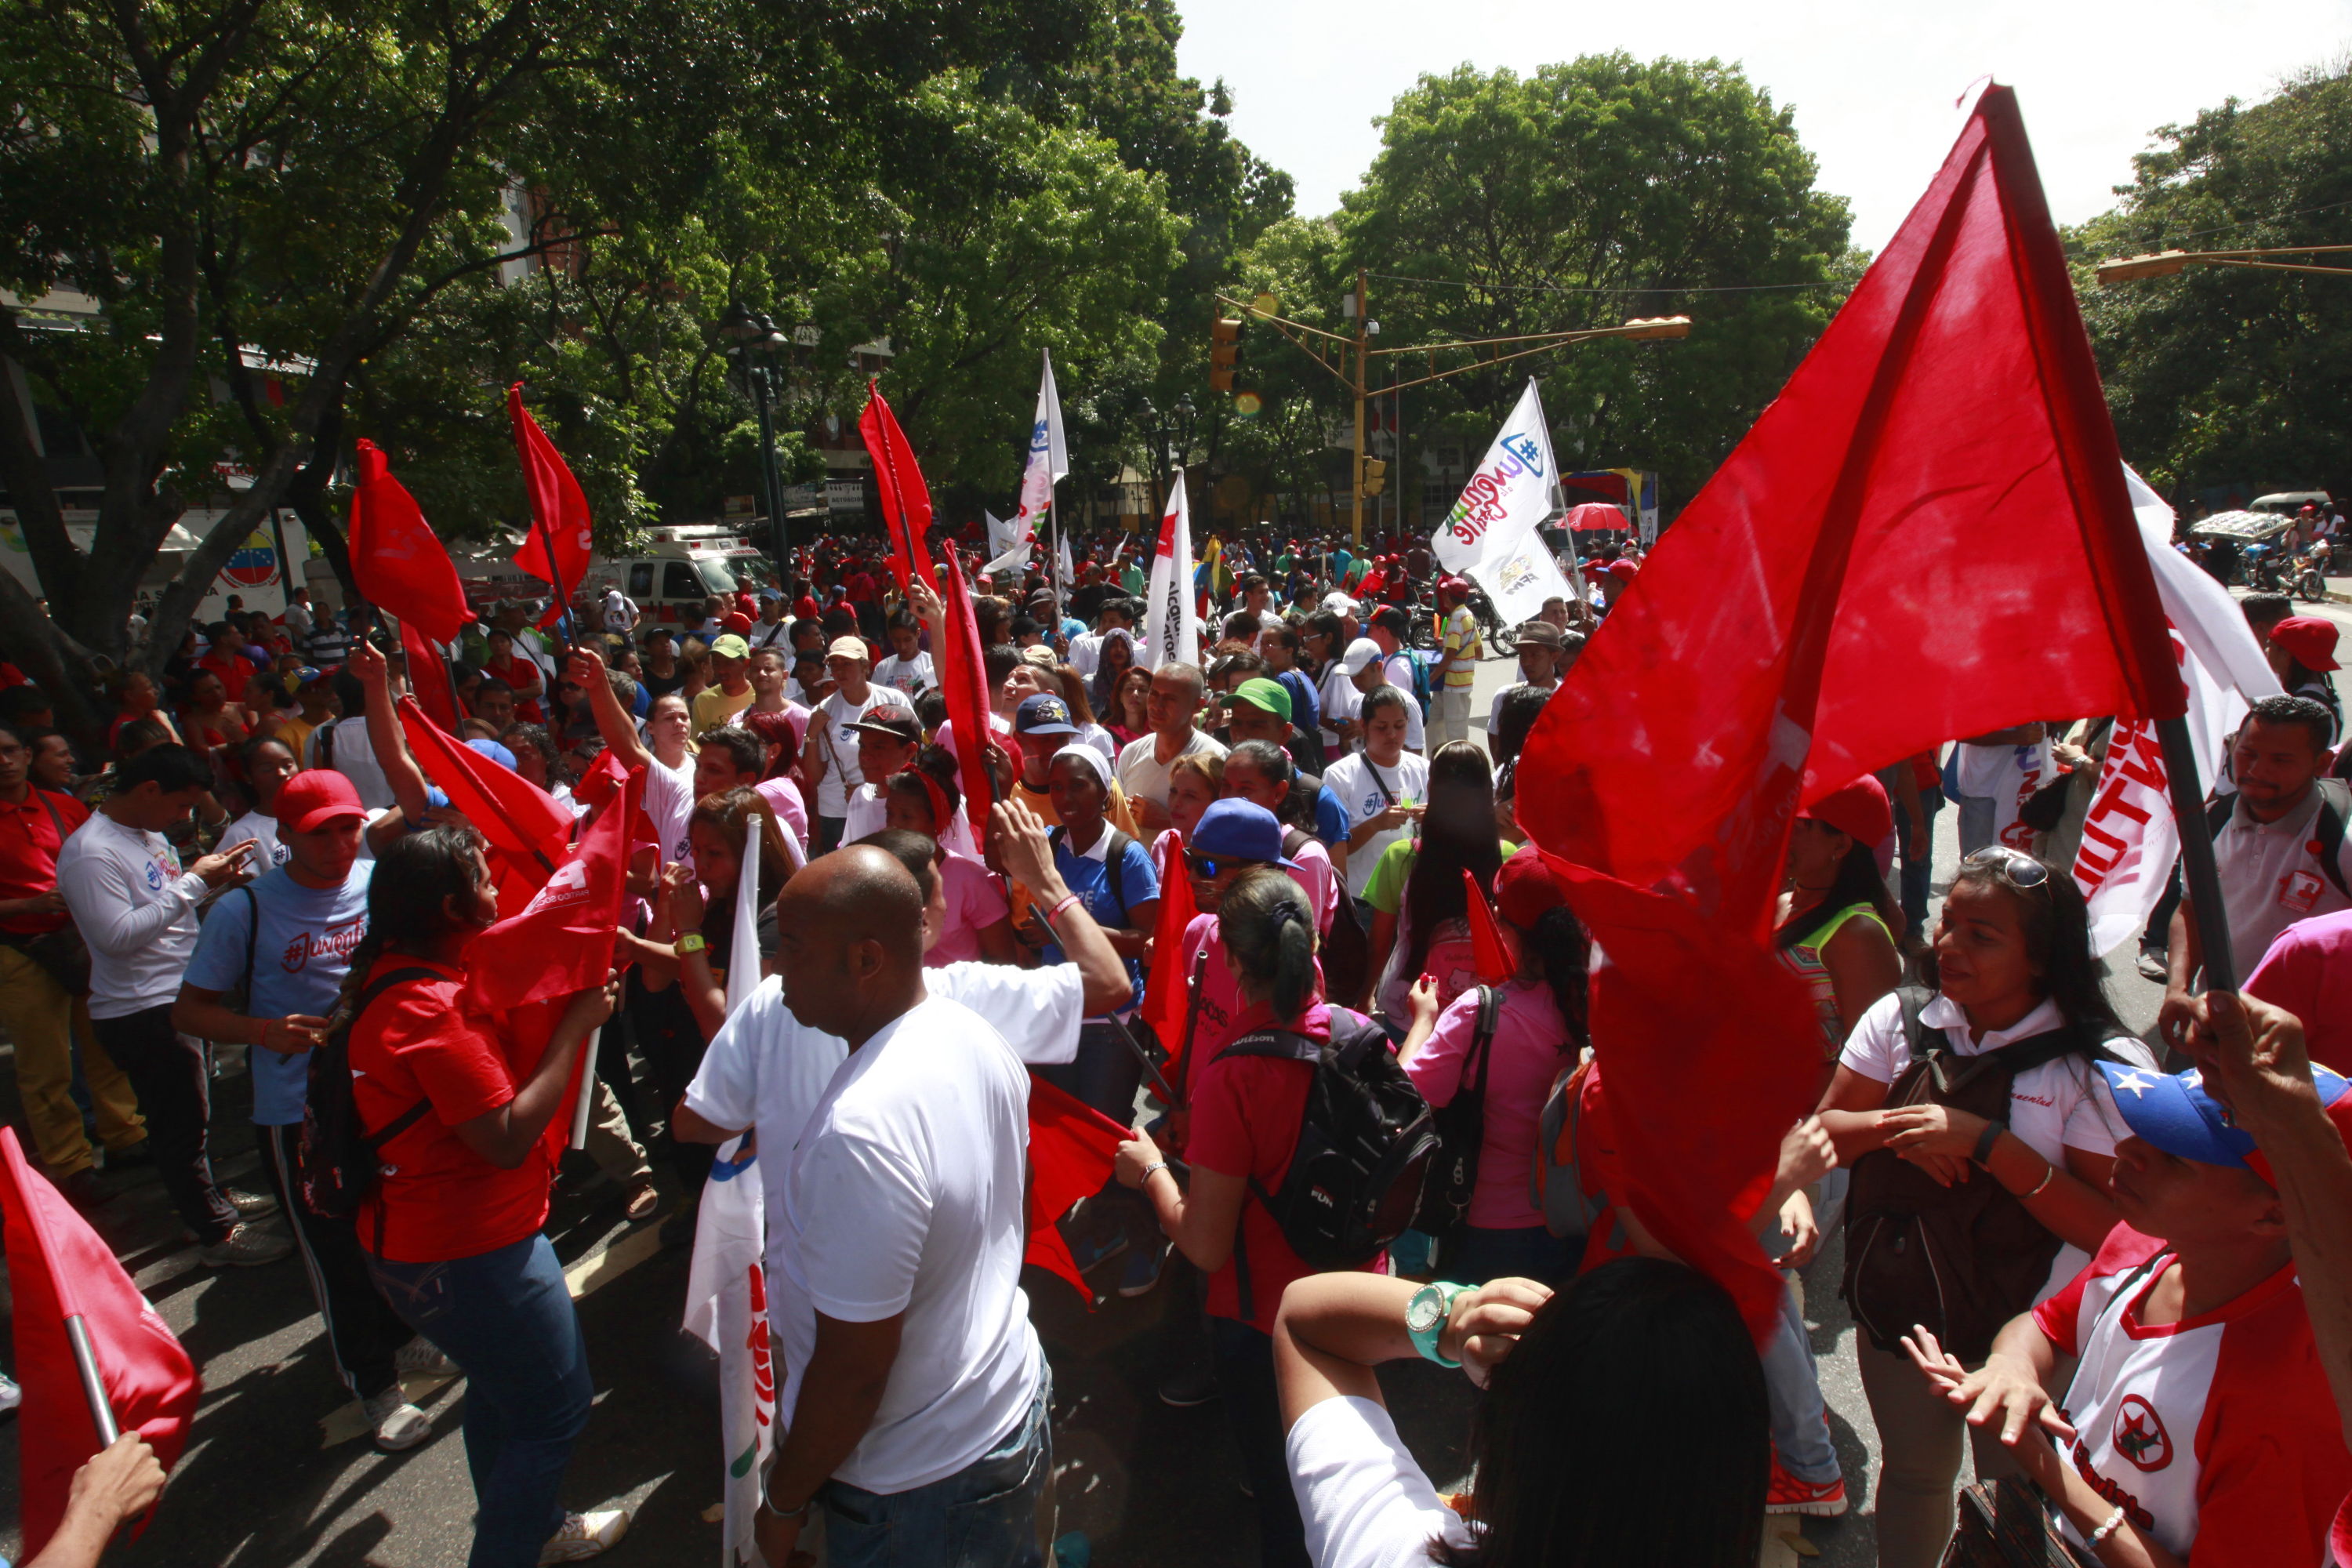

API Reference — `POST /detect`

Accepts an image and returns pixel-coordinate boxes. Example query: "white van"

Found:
[455,524,783,626]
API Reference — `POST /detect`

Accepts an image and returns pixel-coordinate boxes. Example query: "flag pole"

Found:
[2154,717,2238,993]
[568,1030,599,1151]
[64,1314,121,1446]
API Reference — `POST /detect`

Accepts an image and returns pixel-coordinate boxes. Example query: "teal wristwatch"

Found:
[1406,1281,1467,1368]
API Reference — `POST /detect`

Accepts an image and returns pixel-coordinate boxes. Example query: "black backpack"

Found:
[1218,1007,1436,1319]
[1842,986,2133,1362]
[2205,777,2350,902]
[298,966,435,1231]
[1047,825,1138,921]
[1412,985,1501,1256]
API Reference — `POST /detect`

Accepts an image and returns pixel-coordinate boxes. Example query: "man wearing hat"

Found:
[2161,694,2351,1048]
[174,768,447,1450]
[2266,614,2342,745]
[840,704,922,842]
[1905,1049,2352,1566]
[749,588,792,652]
[691,631,757,733]
[271,665,340,760]
[1216,675,1328,781]
[1008,692,1139,834]
[799,634,892,852]
[1485,619,1574,744]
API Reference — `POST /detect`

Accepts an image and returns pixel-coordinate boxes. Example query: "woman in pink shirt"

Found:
[1397,844,1591,1285]
[880,750,1014,967]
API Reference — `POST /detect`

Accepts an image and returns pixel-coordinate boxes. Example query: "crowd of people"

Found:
[2,514,2349,1568]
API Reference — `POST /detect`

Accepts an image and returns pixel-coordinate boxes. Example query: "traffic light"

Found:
[1362,458,1388,496]
[1210,318,1240,391]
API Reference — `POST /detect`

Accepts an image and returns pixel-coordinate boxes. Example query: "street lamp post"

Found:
[721,306,793,572]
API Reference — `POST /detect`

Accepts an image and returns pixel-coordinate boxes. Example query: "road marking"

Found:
[564,1222,665,1301]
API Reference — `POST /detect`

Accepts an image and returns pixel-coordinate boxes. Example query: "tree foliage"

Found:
[2074,63,2352,500]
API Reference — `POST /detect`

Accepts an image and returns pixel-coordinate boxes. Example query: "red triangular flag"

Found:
[1025,1073,1129,1303]
[0,1129,198,1555]
[396,695,572,892]
[463,755,633,1013]
[399,619,463,734]
[1519,85,2177,931]
[508,384,593,630]
[858,382,938,592]
[1515,86,2181,1345]
[937,544,998,840]
[347,440,475,647]
[1462,868,1515,984]
[1138,831,1200,1090]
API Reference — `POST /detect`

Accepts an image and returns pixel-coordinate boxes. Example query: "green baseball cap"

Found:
[1231,676,1292,723]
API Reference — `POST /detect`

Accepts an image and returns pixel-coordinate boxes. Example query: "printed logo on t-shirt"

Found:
[144,860,165,891]
[281,916,366,975]
[2112,1394,2172,1472]
[2279,868,2324,916]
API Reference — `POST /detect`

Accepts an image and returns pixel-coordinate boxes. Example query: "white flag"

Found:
[728,816,764,1019]
[1431,378,1580,625]
[1013,349,1068,541]
[683,1135,772,1568]
[2070,466,2281,956]
[1056,526,1075,592]
[1143,472,1197,670]
[984,508,1024,561]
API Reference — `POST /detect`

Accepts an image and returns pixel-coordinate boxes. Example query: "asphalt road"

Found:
[0,578,2341,1567]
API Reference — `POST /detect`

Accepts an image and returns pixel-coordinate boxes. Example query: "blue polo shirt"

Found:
[185,862,372,1126]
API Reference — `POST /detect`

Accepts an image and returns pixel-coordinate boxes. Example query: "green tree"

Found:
[2074,64,2352,501]
[1327,56,1856,519]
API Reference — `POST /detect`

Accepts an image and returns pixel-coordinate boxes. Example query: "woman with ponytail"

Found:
[1397,845,1591,1285]
[879,745,1015,965]
[341,826,627,1566]
[1116,856,1379,1568]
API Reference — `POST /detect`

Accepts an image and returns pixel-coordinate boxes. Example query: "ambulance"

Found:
[453,523,783,624]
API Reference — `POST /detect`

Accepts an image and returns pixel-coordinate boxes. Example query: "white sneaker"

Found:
[362,1386,433,1452]
[395,1336,456,1377]
[223,1186,280,1218]
[539,1509,630,1563]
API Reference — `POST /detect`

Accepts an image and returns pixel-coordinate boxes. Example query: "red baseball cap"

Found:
[276,768,365,833]
[1801,775,1893,847]
[2271,615,2340,672]
[1494,844,1570,929]
[721,612,754,635]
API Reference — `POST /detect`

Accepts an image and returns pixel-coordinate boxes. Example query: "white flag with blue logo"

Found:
[1012,349,1068,544]
[1432,378,1578,626]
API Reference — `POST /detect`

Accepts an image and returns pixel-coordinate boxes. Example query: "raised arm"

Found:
[566,642,653,773]
[349,638,434,826]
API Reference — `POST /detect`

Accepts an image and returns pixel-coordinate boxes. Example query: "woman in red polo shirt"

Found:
[339,826,625,1566]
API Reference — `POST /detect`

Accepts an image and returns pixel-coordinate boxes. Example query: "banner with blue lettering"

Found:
[1432,378,1580,626]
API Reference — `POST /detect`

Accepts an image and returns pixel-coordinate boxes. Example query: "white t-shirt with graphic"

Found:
[1322,750,1430,900]
[812,687,896,819]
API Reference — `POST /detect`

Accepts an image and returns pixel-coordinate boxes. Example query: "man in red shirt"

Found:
[1907,1058,2352,1566]
[196,619,256,694]
[0,724,144,1200]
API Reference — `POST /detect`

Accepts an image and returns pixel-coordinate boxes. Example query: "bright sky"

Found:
[1173,0,2351,255]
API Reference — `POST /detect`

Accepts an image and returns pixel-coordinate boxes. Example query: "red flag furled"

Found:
[507,384,593,632]
[0,1129,198,1555]
[347,439,475,647]
[1137,831,1200,1088]
[396,695,572,892]
[1461,868,1515,984]
[936,543,998,840]
[464,753,634,1013]
[858,382,938,592]
[1025,1073,1129,1301]
[399,620,464,734]
[1514,86,2183,1341]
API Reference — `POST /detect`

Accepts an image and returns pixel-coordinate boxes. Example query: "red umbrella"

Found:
[1564,502,1630,532]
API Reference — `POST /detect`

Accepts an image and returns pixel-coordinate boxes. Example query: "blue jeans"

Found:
[366,1234,593,1568]
[1893,787,1942,937]
[820,1368,1052,1568]
[1447,1223,1577,1286]
[1760,1271,1839,1485]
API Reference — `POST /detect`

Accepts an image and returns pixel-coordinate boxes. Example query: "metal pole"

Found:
[65,1314,120,1446]
[750,365,786,573]
[1351,270,1368,551]
[2154,714,2238,993]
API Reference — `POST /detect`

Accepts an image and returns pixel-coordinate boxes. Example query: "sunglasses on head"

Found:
[1963,845,2050,887]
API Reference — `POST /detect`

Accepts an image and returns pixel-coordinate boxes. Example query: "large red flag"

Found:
[347,439,474,647]
[1462,869,1515,985]
[0,1129,199,1555]
[396,695,572,891]
[1515,86,2183,1341]
[507,383,593,632]
[464,753,633,1013]
[937,544,998,840]
[399,619,464,734]
[1137,831,1200,1090]
[1025,1073,1128,1302]
[858,383,938,592]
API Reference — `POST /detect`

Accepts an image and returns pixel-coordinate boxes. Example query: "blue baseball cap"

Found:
[466,738,517,772]
[1014,692,1077,735]
[1189,798,1298,869]
[2102,1061,2351,1178]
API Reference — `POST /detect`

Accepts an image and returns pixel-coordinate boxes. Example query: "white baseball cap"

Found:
[1339,637,1383,676]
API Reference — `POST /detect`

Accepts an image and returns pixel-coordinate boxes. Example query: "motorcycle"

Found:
[2294,545,2334,603]
[1467,586,1518,657]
